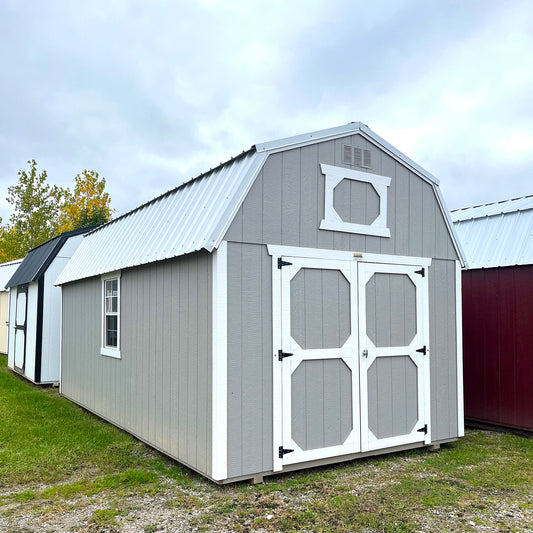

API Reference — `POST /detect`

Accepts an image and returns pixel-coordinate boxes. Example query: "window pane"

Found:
[106,329,117,347]
[105,296,118,313]
[105,279,118,296]
[106,315,118,347]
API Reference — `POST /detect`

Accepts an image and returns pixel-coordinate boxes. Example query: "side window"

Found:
[101,272,121,358]
[319,163,391,238]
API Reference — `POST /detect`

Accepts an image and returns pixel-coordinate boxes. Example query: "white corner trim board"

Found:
[456,260,465,437]
[319,163,391,238]
[212,241,228,481]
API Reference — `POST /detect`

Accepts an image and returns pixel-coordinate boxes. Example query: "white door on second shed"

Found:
[14,286,27,371]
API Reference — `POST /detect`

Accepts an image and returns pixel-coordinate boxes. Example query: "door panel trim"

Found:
[14,284,28,372]
[267,245,432,268]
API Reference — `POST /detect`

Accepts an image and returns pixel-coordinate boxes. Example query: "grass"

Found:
[1,353,532,532]
[0,355,193,490]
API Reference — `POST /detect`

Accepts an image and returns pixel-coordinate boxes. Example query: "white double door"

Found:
[275,254,430,469]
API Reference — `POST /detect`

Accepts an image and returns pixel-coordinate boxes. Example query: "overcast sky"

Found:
[1,0,531,224]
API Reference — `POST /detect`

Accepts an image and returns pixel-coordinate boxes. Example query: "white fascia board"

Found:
[211,152,268,251]
[433,185,468,268]
[358,124,440,186]
[211,241,228,480]
[256,122,441,188]
[255,123,365,153]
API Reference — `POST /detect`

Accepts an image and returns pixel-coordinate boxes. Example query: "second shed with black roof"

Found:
[5,227,92,384]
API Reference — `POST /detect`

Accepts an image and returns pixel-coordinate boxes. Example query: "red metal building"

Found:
[453,196,533,433]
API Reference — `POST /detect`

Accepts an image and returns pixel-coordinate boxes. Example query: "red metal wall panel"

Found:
[462,265,533,432]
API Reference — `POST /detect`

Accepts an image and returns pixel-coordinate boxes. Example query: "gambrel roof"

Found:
[56,123,465,285]
[452,195,533,269]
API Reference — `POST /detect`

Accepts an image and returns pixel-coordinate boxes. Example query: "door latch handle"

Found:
[362,349,368,358]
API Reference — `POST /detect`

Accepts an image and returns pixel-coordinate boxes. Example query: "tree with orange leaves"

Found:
[58,170,114,232]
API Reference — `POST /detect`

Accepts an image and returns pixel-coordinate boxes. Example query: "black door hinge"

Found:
[416,345,427,355]
[417,424,428,434]
[278,349,294,361]
[278,258,293,269]
[415,267,425,277]
[279,446,294,458]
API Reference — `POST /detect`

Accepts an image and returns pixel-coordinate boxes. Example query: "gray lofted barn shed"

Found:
[6,228,91,384]
[56,123,466,483]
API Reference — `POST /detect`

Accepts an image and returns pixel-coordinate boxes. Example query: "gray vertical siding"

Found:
[365,273,417,348]
[291,359,353,450]
[226,242,272,479]
[290,268,351,350]
[429,259,459,440]
[334,179,380,226]
[61,252,213,477]
[224,134,459,262]
[367,356,418,439]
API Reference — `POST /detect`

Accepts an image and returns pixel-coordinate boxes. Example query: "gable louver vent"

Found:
[363,149,371,168]
[342,146,372,168]
[343,145,353,164]
[354,147,362,167]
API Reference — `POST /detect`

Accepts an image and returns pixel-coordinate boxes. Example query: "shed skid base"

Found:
[61,392,460,485]
[219,438,458,485]
[8,368,57,386]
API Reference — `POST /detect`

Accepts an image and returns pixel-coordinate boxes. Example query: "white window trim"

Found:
[101,271,121,359]
[319,163,391,238]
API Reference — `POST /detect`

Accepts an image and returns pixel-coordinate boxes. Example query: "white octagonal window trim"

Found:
[319,163,391,238]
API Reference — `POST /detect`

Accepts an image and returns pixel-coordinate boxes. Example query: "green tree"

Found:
[0,226,24,263]
[0,159,66,261]
[58,170,113,232]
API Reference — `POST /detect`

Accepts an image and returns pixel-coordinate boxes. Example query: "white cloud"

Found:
[0,0,531,223]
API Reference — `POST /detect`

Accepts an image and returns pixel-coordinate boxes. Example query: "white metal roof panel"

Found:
[451,195,533,222]
[56,151,267,285]
[0,259,23,290]
[453,202,533,269]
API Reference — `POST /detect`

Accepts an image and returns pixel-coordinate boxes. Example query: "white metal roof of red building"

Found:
[452,195,533,269]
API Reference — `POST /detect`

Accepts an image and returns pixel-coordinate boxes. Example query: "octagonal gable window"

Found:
[319,163,391,238]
